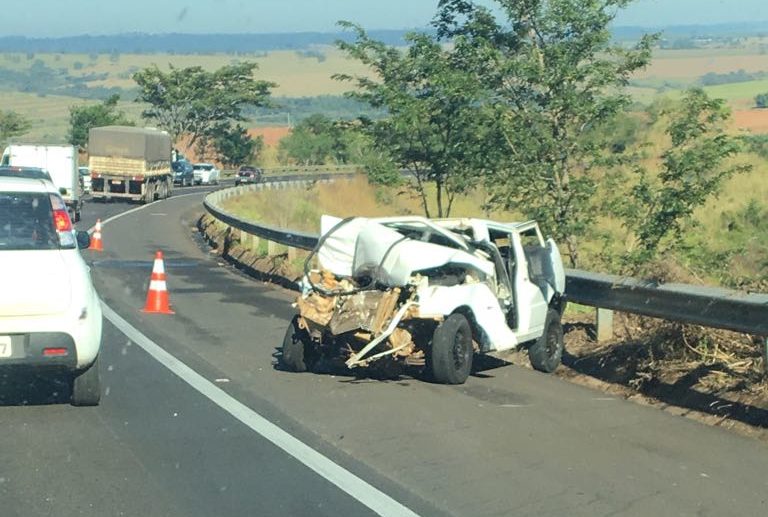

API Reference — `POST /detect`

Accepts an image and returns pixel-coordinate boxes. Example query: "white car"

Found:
[282,215,566,384]
[192,163,220,185]
[0,177,102,405]
[78,166,91,194]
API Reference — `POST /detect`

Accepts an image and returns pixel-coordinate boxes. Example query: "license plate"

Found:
[0,336,11,358]
[110,180,123,185]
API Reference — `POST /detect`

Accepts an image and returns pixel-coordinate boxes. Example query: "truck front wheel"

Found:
[528,309,564,373]
[429,313,473,384]
[280,316,318,372]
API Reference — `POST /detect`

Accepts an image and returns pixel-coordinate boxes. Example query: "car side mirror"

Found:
[76,230,91,249]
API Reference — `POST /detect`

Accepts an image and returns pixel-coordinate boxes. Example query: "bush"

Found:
[755,92,768,108]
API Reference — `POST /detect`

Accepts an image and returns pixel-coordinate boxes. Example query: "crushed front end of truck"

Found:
[282,215,509,377]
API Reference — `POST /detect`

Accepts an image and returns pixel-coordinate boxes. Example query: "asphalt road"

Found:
[2,183,767,516]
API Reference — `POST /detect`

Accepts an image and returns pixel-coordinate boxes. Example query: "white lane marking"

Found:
[102,303,418,517]
[150,213,168,216]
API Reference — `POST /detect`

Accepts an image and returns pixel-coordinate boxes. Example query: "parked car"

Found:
[78,166,91,194]
[192,163,220,185]
[0,176,102,405]
[172,160,194,187]
[234,165,262,186]
[282,215,566,384]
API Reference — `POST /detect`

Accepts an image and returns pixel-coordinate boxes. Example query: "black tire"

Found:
[71,356,101,406]
[429,313,473,384]
[280,316,316,372]
[528,309,564,373]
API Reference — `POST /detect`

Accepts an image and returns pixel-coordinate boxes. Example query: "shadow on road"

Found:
[0,372,72,406]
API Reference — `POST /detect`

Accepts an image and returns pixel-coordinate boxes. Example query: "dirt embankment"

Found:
[199,212,768,440]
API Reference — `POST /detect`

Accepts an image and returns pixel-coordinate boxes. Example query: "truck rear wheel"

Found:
[429,313,473,384]
[280,316,317,372]
[528,309,564,373]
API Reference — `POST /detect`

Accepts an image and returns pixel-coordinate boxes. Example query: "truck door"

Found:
[511,228,549,338]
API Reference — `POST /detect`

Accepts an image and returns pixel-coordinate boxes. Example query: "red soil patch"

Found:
[248,126,292,147]
[732,109,768,134]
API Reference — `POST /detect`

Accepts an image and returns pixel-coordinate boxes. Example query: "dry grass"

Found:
[221,174,520,232]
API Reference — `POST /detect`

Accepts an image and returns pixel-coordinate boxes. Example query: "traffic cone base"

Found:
[90,219,103,251]
[142,251,174,314]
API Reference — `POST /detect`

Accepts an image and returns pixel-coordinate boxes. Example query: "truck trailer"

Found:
[88,126,173,203]
[1,144,83,221]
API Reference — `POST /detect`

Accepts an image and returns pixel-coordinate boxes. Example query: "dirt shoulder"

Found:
[199,213,768,441]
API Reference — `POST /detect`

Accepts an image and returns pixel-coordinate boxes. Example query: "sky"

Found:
[2,0,767,37]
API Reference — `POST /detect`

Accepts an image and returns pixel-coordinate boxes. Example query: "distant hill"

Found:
[612,21,768,41]
[0,30,425,54]
[0,21,765,54]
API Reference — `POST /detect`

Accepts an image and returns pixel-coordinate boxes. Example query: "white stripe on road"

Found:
[102,303,419,517]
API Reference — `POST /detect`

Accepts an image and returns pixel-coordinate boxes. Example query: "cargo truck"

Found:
[88,126,173,203]
[1,144,83,221]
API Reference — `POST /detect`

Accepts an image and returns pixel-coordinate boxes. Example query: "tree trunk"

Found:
[435,177,444,218]
[565,234,579,268]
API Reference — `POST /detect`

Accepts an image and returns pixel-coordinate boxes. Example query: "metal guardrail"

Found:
[566,269,768,336]
[204,179,768,371]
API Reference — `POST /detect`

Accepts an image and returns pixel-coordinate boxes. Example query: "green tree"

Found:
[209,123,263,168]
[614,89,751,270]
[278,114,350,166]
[133,62,275,147]
[434,0,656,265]
[755,92,768,108]
[336,22,493,218]
[0,110,31,145]
[67,94,133,149]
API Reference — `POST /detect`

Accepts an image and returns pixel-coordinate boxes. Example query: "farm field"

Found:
[0,48,367,96]
[0,90,145,143]
[2,44,768,144]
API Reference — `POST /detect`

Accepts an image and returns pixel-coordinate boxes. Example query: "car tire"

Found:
[71,356,101,406]
[429,313,473,384]
[528,309,564,373]
[280,316,317,372]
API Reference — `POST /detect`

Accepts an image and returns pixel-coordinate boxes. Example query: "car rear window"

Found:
[0,167,52,181]
[0,192,59,250]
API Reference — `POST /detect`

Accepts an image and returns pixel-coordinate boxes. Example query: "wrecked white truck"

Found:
[281,215,567,384]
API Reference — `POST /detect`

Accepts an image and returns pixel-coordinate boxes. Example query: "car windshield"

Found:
[0,192,58,250]
[194,164,213,170]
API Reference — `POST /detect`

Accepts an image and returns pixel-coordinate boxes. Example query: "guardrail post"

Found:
[596,308,614,342]
[288,246,297,262]
[249,235,259,253]
[762,337,768,377]
[267,240,278,256]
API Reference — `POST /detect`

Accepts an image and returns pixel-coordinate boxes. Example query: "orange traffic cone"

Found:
[90,219,103,251]
[142,251,175,314]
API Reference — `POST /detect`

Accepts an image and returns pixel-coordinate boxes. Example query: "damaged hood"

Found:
[317,215,493,286]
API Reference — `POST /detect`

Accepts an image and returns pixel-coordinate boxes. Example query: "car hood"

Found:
[0,250,72,317]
